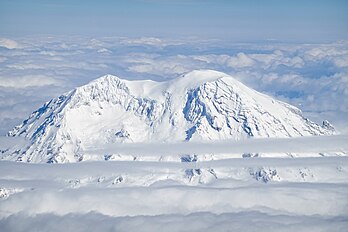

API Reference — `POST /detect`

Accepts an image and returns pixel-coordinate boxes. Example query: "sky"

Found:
[0,0,348,42]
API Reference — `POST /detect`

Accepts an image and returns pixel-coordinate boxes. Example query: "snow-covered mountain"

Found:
[4,70,334,163]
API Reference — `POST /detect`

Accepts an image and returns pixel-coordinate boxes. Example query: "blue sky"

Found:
[1,0,347,41]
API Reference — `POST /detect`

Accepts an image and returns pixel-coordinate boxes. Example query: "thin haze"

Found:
[0,0,347,41]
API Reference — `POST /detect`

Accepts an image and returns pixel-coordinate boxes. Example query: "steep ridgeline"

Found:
[4,70,334,163]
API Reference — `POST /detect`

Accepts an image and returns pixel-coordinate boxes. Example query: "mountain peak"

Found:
[170,69,230,90]
[3,70,335,163]
[87,74,122,86]
[178,69,227,82]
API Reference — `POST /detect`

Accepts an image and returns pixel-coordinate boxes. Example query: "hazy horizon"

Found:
[1,0,348,42]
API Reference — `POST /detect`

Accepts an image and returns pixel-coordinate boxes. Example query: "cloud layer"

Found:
[1,211,347,232]
[0,37,347,134]
[0,156,347,231]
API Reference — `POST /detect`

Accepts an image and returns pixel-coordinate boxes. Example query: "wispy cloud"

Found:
[0,75,61,89]
[0,38,21,49]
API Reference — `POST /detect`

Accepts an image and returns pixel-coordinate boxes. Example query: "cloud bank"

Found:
[0,156,347,231]
[0,37,347,135]
[1,211,347,232]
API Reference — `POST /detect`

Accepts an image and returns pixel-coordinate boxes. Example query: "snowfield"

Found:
[4,70,335,163]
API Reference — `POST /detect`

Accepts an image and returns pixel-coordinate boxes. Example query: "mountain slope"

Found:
[5,70,334,163]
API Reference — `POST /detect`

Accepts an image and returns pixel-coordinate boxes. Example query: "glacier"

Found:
[3,70,335,163]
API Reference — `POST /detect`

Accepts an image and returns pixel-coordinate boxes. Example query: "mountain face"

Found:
[4,70,334,163]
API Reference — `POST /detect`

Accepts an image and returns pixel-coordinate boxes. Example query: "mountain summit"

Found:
[5,70,334,163]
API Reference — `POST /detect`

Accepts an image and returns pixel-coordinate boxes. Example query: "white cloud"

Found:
[1,212,347,232]
[124,37,163,46]
[0,38,21,49]
[334,56,348,68]
[227,52,255,68]
[0,155,347,230]
[0,75,61,88]
[128,62,189,75]
[6,64,45,70]
[127,55,199,76]
[304,46,348,60]
[97,48,112,54]
[121,37,183,47]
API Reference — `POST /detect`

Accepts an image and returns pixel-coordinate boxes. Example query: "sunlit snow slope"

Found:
[4,70,334,163]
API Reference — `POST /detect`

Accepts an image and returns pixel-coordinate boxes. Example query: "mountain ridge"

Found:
[4,70,334,163]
